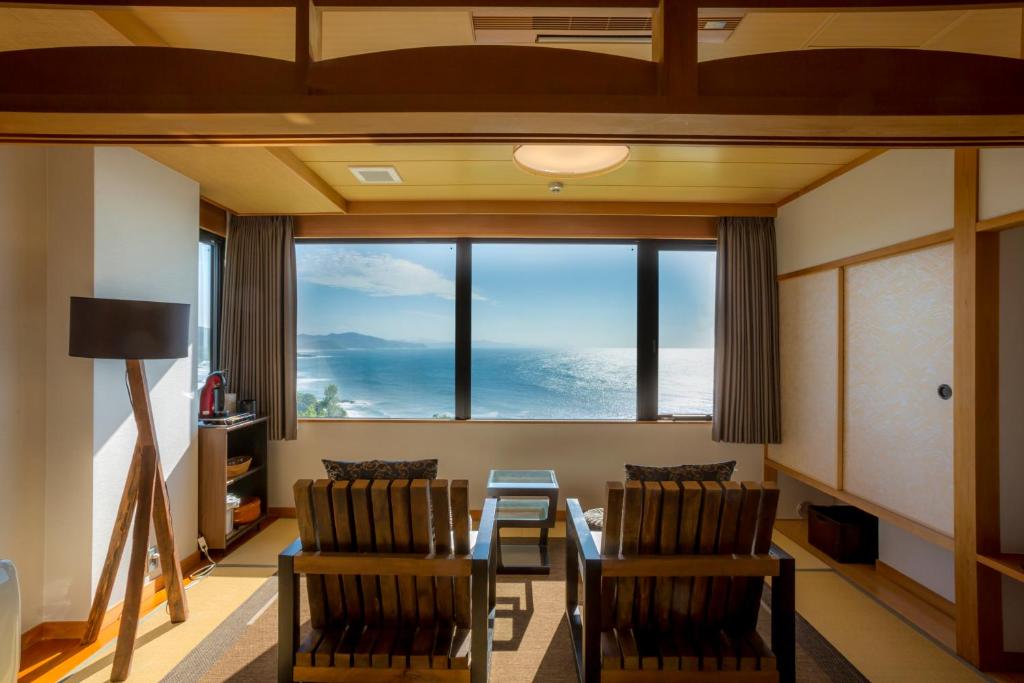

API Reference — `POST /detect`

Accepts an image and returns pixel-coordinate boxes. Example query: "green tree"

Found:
[297,385,347,418]
[297,392,318,417]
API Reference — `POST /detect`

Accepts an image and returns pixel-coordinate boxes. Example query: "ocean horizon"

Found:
[297,345,713,419]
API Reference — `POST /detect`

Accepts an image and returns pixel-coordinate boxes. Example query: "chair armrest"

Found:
[770,542,794,562]
[280,537,302,559]
[472,497,498,563]
[566,498,600,563]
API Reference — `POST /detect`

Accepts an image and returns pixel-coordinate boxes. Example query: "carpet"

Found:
[165,540,867,682]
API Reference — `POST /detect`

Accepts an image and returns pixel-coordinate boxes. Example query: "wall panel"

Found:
[770,270,840,487]
[979,148,1024,221]
[844,243,954,535]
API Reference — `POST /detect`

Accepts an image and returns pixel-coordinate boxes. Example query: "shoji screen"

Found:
[770,270,840,487]
[844,243,954,535]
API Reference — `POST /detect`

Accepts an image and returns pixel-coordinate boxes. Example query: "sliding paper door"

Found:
[844,243,954,535]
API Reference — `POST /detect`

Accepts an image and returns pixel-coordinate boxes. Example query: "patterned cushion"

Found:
[322,458,438,481]
[624,461,736,483]
[583,507,605,530]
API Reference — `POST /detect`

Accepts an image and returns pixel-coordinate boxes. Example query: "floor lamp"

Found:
[69,296,191,681]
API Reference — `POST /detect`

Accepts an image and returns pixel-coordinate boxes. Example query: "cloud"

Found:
[298,248,456,299]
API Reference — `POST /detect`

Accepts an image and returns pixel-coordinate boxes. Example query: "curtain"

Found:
[220,215,297,441]
[712,216,781,444]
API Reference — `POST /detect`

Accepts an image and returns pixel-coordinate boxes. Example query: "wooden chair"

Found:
[565,481,795,683]
[279,479,498,683]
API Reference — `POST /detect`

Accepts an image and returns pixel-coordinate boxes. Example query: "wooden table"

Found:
[486,469,559,575]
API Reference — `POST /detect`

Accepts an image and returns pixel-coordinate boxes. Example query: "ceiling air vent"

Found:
[472,16,653,32]
[349,166,402,184]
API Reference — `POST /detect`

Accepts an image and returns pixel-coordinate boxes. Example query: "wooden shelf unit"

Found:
[198,417,269,551]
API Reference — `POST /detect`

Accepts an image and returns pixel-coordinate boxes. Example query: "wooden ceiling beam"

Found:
[292,212,719,240]
[266,146,348,212]
[340,200,774,217]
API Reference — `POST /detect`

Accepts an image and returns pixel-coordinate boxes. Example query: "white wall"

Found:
[775,149,956,591]
[776,149,954,274]
[270,421,761,511]
[91,147,199,607]
[0,147,48,630]
[878,522,955,601]
[43,147,96,621]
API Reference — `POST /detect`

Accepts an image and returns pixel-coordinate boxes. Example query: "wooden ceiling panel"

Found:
[698,12,828,61]
[137,146,341,214]
[809,10,964,48]
[293,143,864,165]
[321,10,474,59]
[308,159,837,189]
[925,8,1021,58]
[334,184,789,204]
[0,8,132,52]
[129,7,294,60]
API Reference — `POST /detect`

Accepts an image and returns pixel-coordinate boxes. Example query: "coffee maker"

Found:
[199,370,228,418]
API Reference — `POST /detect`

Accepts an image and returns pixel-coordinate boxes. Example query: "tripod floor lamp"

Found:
[69,296,191,681]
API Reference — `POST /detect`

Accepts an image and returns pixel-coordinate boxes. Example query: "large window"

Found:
[296,239,714,421]
[472,243,637,419]
[197,230,223,389]
[295,242,456,418]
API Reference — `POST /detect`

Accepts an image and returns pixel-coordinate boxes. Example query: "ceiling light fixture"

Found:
[513,144,630,178]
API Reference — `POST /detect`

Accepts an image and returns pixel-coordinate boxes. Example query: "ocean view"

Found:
[296,346,713,419]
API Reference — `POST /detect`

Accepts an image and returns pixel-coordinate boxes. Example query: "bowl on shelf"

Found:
[226,456,252,479]
[233,496,261,525]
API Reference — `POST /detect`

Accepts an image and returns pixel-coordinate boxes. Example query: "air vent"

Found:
[349,166,402,184]
[473,16,653,32]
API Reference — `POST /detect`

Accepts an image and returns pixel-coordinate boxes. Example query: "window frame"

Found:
[199,229,225,379]
[295,237,716,422]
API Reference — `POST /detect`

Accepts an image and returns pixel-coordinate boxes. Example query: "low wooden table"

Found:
[486,469,559,575]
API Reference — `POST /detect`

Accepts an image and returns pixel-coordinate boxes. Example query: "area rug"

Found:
[164,540,867,682]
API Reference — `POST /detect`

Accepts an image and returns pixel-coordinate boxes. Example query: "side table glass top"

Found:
[487,469,558,488]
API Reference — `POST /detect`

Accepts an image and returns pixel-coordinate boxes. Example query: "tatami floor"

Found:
[23,518,988,682]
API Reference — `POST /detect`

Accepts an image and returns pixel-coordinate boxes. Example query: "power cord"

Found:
[189,535,217,580]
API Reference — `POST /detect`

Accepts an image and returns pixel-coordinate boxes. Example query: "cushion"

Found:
[624,460,736,483]
[322,458,438,481]
[583,507,605,530]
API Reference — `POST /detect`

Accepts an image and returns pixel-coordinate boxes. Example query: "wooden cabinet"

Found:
[198,417,268,550]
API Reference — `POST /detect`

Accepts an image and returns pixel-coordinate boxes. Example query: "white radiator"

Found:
[0,560,19,683]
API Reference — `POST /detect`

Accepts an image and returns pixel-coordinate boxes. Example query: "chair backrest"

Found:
[293,478,472,632]
[599,480,779,634]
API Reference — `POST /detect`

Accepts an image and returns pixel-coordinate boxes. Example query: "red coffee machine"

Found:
[199,370,228,418]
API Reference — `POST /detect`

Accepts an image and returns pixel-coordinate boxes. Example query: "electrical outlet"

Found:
[147,545,161,580]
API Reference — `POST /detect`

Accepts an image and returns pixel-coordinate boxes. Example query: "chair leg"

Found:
[772,556,796,683]
[581,558,601,683]
[471,557,491,683]
[279,553,298,683]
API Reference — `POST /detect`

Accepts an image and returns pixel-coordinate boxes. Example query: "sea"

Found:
[297,346,713,419]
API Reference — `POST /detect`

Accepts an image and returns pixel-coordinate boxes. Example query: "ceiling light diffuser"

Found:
[513,144,630,178]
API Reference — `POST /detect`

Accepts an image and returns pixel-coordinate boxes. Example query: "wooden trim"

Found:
[265,147,348,213]
[21,549,202,649]
[774,148,886,208]
[764,458,954,551]
[269,506,297,518]
[296,417,711,424]
[294,213,719,239]
[93,8,167,46]
[836,267,846,491]
[977,208,1024,234]
[952,147,1003,669]
[777,229,954,280]
[341,200,773,218]
[199,198,228,237]
[876,559,957,620]
[977,553,1024,585]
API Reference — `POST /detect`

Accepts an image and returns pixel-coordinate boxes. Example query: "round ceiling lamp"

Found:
[513,144,630,179]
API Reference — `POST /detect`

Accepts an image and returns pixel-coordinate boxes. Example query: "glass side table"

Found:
[486,469,559,575]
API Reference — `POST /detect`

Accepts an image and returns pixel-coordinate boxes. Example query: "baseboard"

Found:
[875,559,956,619]
[268,506,296,518]
[21,549,203,651]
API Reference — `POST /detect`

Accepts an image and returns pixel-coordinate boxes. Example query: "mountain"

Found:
[297,332,425,350]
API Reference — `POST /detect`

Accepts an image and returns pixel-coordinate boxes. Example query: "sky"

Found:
[295,242,715,348]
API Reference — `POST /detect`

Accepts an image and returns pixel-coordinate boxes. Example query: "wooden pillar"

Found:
[653,0,698,98]
[294,0,319,89]
[953,147,1003,669]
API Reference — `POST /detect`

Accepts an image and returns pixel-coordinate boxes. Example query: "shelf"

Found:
[227,464,265,488]
[226,514,267,546]
[978,553,1024,584]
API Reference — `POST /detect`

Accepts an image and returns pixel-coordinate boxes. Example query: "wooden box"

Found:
[808,504,878,564]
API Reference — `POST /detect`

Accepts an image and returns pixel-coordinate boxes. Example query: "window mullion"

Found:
[455,239,472,419]
[637,241,659,421]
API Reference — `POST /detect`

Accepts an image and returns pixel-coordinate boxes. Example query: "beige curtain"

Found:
[220,215,297,440]
[712,216,781,444]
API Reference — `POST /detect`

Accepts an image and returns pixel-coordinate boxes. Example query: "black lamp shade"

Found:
[69,297,190,359]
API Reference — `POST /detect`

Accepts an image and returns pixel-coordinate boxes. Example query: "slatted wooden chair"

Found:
[565,480,795,683]
[279,479,497,683]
